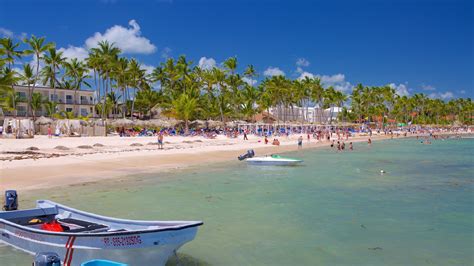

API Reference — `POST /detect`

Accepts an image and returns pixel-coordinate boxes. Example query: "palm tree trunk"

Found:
[122,87,126,118]
[73,86,78,116]
[130,88,136,119]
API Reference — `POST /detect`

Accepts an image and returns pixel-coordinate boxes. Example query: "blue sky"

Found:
[0,0,472,99]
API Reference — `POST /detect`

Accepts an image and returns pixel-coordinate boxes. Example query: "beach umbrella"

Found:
[226,121,237,127]
[190,120,206,128]
[112,118,134,127]
[144,119,169,127]
[207,120,224,128]
[34,116,54,125]
[135,120,151,127]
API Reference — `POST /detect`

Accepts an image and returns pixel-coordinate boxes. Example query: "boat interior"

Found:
[0,207,111,233]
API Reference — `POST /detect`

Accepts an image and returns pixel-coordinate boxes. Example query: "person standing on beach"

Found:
[243,130,248,140]
[47,125,52,139]
[298,136,303,148]
[264,135,269,144]
[158,132,164,149]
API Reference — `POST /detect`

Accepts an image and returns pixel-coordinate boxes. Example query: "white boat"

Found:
[245,155,303,166]
[0,199,202,266]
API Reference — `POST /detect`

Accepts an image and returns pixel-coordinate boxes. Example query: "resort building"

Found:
[268,106,343,123]
[4,85,96,118]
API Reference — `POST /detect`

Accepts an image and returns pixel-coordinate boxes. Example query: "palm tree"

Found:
[43,100,58,117]
[212,67,228,122]
[128,58,147,119]
[239,84,260,121]
[19,64,35,116]
[0,38,22,68]
[134,88,162,118]
[333,90,348,124]
[106,91,121,119]
[323,87,338,124]
[23,35,54,119]
[244,64,257,79]
[224,57,238,74]
[90,40,121,119]
[171,93,199,133]
[42,47,65,89]
[112,57,130,118]
[64,58,91,115]
[30,92,43,120]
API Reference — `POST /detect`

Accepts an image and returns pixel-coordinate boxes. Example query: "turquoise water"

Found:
[1,138,473,265]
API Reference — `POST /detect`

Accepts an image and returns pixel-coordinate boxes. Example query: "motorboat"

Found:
[245,154,303,166]
[0,191,202,266]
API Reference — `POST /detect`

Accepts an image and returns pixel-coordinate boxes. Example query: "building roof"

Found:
[13,84,94,93]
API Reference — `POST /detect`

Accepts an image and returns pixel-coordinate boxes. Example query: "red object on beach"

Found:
[41,220,64,232]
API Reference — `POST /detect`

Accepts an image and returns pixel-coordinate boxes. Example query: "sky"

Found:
[0,0,472,99]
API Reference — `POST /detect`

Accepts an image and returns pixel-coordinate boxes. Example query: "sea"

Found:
[1,137,473,265]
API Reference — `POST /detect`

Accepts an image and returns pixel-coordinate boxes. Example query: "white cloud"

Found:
[0,27,27,40]
[242,77,257,86]
[142,64,155,75]
[161,47,172,59]
[58,46,89,62]
[297,71,314,80]
[198,57,217,70]
[0,27,13,38]
[319,73,352,92]
[429,91,454,100]
[297,71,352,91]
[389,83,410,96]
[320,73,345,84]
[296,58,310,67]
[421,84,436,91]
[264,67,285,77]
[85,20,156,54]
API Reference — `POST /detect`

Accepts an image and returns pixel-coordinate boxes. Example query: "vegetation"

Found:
[0,36,472,126]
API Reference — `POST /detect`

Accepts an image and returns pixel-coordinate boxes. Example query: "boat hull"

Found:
[245,158,303,166]
[0,222,198,265]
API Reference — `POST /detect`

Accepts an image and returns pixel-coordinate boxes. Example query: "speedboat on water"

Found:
[245,154,303,166]
[0,192,202,266]
[238,150,303,166]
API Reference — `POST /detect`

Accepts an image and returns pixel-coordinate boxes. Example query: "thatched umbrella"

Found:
[168,119,182,127]
[34,116,53,125]
[144,119,170,127]
[190,120,206,128]
[112,118,134,127]
[207,120,224,128]
[135,120,151,127]
[226,121,237,127]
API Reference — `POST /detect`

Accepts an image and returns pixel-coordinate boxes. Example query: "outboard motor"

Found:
[238,149,255,161]
[33,252,61,266]
[3,190,18,211]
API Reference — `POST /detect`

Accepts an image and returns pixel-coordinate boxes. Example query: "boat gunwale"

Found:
[0,219,203,237]
[0,200,203,237]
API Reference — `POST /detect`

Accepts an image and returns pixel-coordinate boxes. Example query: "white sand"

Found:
[0,133,397,192]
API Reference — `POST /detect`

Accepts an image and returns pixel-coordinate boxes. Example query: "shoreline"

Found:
[0,133,466,192]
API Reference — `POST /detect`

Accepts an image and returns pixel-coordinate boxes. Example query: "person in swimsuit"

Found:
[158,133,164,149]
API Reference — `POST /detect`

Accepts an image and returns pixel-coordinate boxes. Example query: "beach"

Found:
[0,133,399,192]
[2,136,472,265]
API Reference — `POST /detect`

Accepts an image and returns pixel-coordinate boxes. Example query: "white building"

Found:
[268,106,344,123]
[4,85,96,118]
